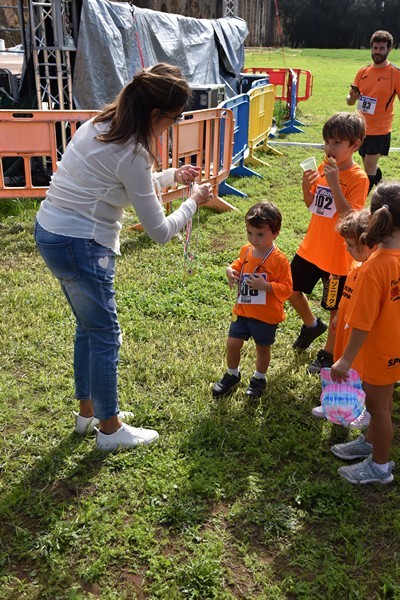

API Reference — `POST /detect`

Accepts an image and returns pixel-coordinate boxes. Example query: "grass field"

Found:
[1,48,400,599]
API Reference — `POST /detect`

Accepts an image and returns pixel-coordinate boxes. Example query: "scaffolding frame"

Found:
[29,0,76,112]
[222,0,239,17]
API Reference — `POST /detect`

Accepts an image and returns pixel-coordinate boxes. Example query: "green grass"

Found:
[1,48,400,599]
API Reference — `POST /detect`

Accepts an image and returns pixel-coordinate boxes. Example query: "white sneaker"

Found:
[96,422,159,451]
[348,409,371,430]
[311,405,325,419]
[73,410,134,435]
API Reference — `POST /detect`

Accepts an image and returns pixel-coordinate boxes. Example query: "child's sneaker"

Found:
[348,409,371,430]
[245,376,266,398]
[306,349,334,374]
[338,456,394,485]
[74,410,134,435]
[292,318,327,350]
[96,423,159,451]
[311,405,325,418]
[212,372,241,397]
[330,434,372,460]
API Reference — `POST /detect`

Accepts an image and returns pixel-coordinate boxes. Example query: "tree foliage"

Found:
[279,0,400,48]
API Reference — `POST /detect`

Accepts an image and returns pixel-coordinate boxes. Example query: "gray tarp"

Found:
[73,0,248,109]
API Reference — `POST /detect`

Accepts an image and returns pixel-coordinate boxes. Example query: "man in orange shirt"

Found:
[347,30,400,193]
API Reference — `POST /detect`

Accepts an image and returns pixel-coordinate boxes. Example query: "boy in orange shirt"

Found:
[290,112,369,374]
[212,201,292,399]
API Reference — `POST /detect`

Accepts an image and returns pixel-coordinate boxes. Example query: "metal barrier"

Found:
[278,70,305,134]
[157,107,235,212]
[243,67,313,103]
[0,110,98,198]
[245,84,282,169]
[0,108,235,213]
[217,94,262,198]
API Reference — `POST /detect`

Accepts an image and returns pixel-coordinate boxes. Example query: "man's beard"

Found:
[372,51,389,64]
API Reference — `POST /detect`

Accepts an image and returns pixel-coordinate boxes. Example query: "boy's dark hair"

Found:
[322,112,366,146]
[337,209,370,246]
[362,182,400,247]
[245,201,282,234]
[370,30,393,48]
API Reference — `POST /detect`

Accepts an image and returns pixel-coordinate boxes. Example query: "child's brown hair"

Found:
[337,209,371,247]
[245,201,282,234]
[322,112,366,146]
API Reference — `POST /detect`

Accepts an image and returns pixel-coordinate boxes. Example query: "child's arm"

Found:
[324,161,352,214]
[302,170,319,207]
[330,327,368,381]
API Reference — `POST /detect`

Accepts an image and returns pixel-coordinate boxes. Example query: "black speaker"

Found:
[189,84,226,110]
[239,73,268,94]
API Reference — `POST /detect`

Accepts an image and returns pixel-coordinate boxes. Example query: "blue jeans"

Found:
[34,221,121,420]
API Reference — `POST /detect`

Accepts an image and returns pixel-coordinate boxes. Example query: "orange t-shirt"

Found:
[345,248,400,385]
[333,260,365,375]
[354,63,400,135]
[297,163,369,275]
[231,243,293,324]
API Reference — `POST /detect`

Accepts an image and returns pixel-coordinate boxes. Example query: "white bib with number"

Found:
[357,95,377,115]
[309,185,336,218]
[237,274,267,305]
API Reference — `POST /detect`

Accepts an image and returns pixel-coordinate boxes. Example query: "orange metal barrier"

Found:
[0,108,235,215]
[0,110,98,198]
[245,84,282,168]
[157,108,235,212]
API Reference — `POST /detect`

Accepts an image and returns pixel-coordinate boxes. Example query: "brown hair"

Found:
[93,63,191,162]
[362,182,400,247]
[322,112,366,146]
[370,30,393,48]
[337,209,371,246]
[245,201,282,234]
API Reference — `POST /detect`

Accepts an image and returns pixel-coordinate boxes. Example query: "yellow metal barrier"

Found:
[245,84,282,168]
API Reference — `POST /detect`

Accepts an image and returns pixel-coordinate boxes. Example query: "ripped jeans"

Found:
[34,221,121,420]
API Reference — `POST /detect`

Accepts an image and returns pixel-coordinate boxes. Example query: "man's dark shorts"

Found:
[359,133,391,157]
[291,254,346,311]
[228,316,277,346]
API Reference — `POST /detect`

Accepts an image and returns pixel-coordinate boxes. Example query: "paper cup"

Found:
[300,156,318,171]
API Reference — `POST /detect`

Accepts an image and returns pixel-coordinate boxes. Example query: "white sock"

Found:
[372,461,389,473]
[253,370,266,380]
[307,318,318,328]
[227,368,239,377]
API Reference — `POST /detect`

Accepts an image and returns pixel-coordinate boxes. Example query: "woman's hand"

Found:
[190,182,213,206]
[175,165,201,185]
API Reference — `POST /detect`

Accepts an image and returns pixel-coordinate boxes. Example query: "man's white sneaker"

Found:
[73,410,134,435]
[96,422,159,451]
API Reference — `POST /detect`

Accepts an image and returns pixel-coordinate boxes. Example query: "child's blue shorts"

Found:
[228,316,277,346]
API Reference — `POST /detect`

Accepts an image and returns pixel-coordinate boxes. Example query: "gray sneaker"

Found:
[338,456,395,485]
[330,434,372,460]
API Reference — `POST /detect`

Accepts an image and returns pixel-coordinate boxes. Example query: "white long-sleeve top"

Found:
[36,118,196,254]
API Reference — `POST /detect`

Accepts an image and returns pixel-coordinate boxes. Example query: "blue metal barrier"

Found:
[251,76,270,89]
[218,94,262,198]
[278,70,305,134]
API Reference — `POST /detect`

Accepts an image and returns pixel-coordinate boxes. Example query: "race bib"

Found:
[357,95,377,115]
[309,185,336,218]
[237,273,267,305]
